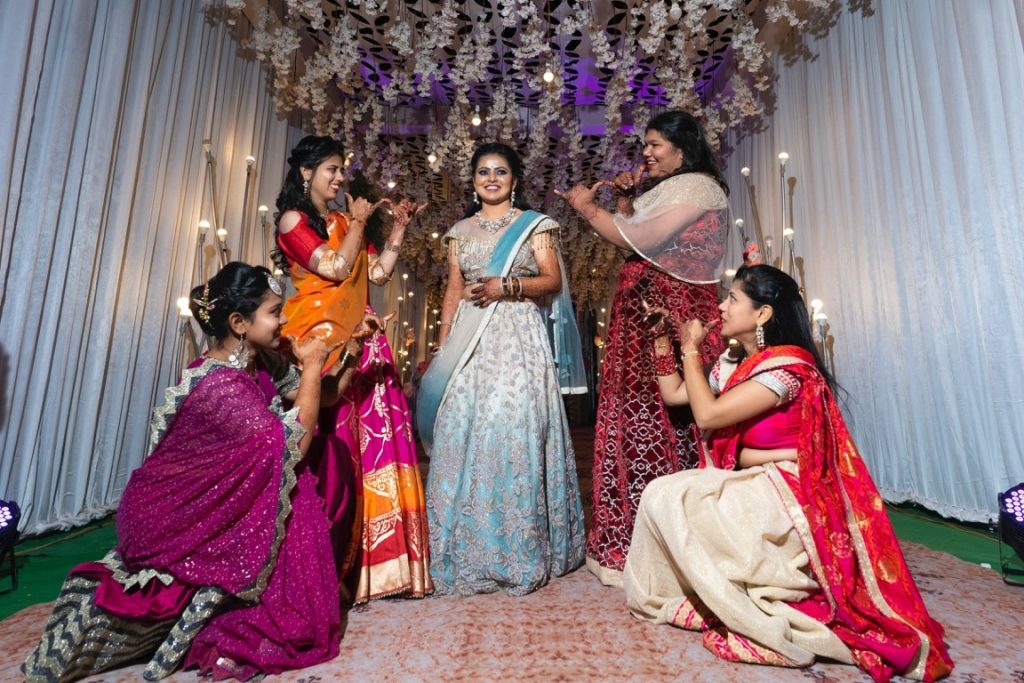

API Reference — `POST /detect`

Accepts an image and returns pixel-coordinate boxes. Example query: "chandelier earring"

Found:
[510,189,516,206]
[755,322,766,350]
[228,333,251,370]
[473,191,480,204]
[303,178,310,197]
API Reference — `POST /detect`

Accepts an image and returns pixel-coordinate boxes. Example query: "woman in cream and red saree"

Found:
[625,265,953,682]
[273,136,431,603]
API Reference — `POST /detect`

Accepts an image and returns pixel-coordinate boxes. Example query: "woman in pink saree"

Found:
[24,263,380,682]
[625,265,953,682]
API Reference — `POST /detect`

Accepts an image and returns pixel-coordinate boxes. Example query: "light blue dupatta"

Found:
[416,210,587,453]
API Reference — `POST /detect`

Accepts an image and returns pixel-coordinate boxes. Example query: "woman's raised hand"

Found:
[554,180,610,213]
[391,199,428,228]
[351,311,396,340]
[294,337,331,370]
[680,319,719,352]
[344,193,392,224]
[641,301,673,337]
[612,165,645,195]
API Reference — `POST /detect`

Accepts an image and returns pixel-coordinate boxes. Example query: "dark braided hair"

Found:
[641,110,729,196]
[272,135,346,273]
[189,262,275,340]
[733,264,837,392]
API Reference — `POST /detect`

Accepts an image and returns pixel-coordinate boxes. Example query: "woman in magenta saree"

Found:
[557,110,728,585]
[624,265,953,681]
[23,264,375,682]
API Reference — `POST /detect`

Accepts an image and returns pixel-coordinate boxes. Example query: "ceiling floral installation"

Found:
[207,0,853,307]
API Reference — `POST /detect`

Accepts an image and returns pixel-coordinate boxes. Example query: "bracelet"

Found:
[383,240,401,254]
[515,277,524,297]
[654,352,679,376]
[337,349,358,369]
[681,349,700,361]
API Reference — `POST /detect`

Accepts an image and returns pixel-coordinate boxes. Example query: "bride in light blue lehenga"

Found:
[418,143,586,596]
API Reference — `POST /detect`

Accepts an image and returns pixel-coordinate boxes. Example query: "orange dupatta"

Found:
[278,211,368,369]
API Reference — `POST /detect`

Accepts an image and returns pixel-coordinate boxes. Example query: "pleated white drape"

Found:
[723,0,1024,521]
[0,0,302,533]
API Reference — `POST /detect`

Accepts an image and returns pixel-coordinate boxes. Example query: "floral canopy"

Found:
[207,0,861,305]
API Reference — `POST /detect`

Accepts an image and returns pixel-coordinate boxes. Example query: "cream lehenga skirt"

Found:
[623,461,854,667]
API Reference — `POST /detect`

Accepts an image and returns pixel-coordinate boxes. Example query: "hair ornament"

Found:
[192,282,219,324]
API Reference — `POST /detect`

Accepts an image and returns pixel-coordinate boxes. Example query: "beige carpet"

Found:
[2,540,1023,682]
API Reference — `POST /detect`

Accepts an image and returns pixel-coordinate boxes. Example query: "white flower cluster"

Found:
[210,0,848,304]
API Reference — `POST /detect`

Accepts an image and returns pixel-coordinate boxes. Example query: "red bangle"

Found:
[654,352,678,377]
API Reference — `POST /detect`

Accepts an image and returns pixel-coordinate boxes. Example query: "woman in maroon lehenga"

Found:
[557,110,729,585]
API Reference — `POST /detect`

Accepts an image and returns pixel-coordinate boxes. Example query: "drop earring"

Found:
[228,333,250,369]
[755,322,766,350]
[303,179,310,197]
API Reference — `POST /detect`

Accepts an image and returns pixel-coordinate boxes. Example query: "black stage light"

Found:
[998,483,1024,586]
[0,499,20,589]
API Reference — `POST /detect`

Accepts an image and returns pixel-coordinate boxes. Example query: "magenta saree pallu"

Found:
[23,360,341,682]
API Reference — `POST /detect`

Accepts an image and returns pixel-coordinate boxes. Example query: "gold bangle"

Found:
[681,350,700,360]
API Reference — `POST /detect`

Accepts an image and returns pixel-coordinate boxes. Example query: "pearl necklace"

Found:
[475,206,517,233]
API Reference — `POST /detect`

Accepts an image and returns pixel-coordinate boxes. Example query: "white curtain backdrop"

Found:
[0,0,303,533]
[723,0,1024,521]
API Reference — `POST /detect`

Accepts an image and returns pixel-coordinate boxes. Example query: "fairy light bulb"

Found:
[725,268,737,278]
[387,180,396,189]
[778,152,789,166]
[245,155,256,168]
[734,218,744,228]
[258,205,268,215]
[740,167,751,177]
[810,299,824,313]
[783,227,795,239]
[215,228,228,242]
[427,152,437,164]
[542,69,555,83]
[176,296,190,312]
[402,273,409,280]
[198,219,210,233]
[431,231,440,239]
[471,113,482,127]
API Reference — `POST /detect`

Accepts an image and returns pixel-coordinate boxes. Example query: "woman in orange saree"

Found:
[624,265,953,682]
[272,135,431,603]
